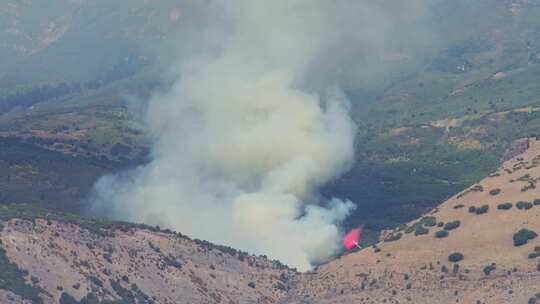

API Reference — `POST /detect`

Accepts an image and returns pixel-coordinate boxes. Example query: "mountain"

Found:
[3,0,540,236]
[1,138,539,303]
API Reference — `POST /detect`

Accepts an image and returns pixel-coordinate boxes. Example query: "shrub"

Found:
[516,201,533,210]
[489,189,501,196]
[421,216,437,227]
[497,202,513,210]
[454,204,464,209]
[534,199,540,206]
[475,204,489,215]
[59,293,78,304]
[528,252,539,259]
[414,226,429,236]
[448,252,464,263]
[468,206,476,213]
[513,229,538,246]
[437,222,444,227]
[435,230,449,238]
[444,221,461,231]
[384,233,403,242]
[483,263,496,275]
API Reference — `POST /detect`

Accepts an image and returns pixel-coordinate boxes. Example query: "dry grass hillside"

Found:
[1,138,540,304]
[0,218,296,304]
[288,137,540,304]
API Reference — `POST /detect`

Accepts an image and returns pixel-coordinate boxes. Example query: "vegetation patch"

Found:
[421,216,437,227]
[483,263,496,276]
[497,202,513,210]
[444,220,461,231]
[517,201,534,210]
[414,226,429,236]
[489,188,501,196]
[435,230,449,238]
[448,252,464,262]
[513,229,538,246]
[474,204,489,215]
[384,233,403,242]
[0,240,43,303]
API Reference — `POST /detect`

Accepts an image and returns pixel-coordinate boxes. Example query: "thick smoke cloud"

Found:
[93,0,435,270]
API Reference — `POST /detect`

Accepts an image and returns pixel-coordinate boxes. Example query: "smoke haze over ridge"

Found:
[93,0,435,270]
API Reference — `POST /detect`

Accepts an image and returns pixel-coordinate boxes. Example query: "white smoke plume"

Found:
[93,0,434,270]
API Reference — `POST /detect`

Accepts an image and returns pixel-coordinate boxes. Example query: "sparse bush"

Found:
[489,189,501,196]
[59,293,78,304]
[475,205,489,215]
[435,230,449,238]
[421,216,437,227]
[414,226,429,236]
[513,229,538,246]
[516,201,533,210]
[248,282,256,288]
[497,202,513,210]
[483,263,496,275]
[448,252,464,263]
[454,204,464,209]
[384,233,403,242]
[444,221,460,231]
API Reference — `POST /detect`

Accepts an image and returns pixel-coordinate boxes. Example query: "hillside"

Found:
[0,138,539,303]
[291,137,540,303]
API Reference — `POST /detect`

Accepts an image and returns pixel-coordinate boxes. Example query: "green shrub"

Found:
[468,206,476,213]
[528,252,539,259]
[415,226,429,236]
[483,263,496,275]
[513,229,538,246]
[384,233,403,242]
[475,205,489,215]
[404,225,416,234]
[421,216,437,227]
[435,230,449,238]
[454,204,464,209]
[444,221,461,231]
[497,202,513,210]
[489,189,501,196]
[448,252,464,262]
[534,199,540,206]
[437,222,444,227]
[516,201,533,210]
[59,293,78,304]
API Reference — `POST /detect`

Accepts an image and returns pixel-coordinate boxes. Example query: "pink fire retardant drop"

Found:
[343,226,363,250]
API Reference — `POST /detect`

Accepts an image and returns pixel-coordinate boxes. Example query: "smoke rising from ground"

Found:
[93,0,435,270]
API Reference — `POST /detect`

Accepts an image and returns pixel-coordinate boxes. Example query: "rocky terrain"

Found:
[0,138,539,303]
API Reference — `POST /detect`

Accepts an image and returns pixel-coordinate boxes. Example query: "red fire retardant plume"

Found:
[343,226,363,250]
